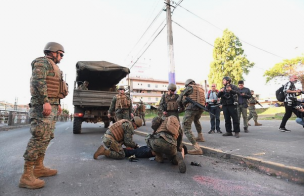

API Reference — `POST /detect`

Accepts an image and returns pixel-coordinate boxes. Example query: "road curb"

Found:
[134,130,304,185]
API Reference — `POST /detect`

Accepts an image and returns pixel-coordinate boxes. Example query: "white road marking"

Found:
[47,142,54,150]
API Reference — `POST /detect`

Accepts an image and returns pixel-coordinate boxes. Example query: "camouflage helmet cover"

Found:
[133,116,142,127]
[185,79,195,86]
[44,42,65,53]
[151,116,162,132]
[167,83,177,91]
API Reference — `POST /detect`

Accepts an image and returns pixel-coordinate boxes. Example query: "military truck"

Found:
[72,61,130,134]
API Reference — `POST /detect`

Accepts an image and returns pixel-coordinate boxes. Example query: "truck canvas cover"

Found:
[76,61,130,90]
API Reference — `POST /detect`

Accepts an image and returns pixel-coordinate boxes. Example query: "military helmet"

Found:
[133,116,142,127]
[167,83,177,91]
[185,79,195,86]
[118,86,125,90]
[223,76,231,83]
[151,116,162,132]
[44,42,65,53]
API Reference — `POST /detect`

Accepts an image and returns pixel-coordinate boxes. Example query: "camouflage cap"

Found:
[44,42,65,53]
[151,116,162,132]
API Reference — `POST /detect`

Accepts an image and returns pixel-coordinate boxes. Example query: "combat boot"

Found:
[244,127,249,133]
[188,143,203,155]
[254,120,262,126]
[195,133,205,142]
[171,152,186,173]
[93,145,111,159]
[19,161,45,189]
[154,152,164,163]
[33,154,57,178]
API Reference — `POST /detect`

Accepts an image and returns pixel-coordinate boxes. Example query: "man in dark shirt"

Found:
[237,80,251,133]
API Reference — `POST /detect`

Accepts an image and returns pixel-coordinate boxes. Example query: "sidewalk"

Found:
[135,118,304,185]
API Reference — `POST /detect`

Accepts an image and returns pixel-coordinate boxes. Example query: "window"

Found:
[147,90,151,93]
[155,84,158,88]
[155,97,158,101]
[148,97,151,101]
[148,84,150,87]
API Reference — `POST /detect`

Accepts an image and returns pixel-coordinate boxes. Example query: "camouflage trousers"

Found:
[139,112,145,125]
[102,134,125,159]
[115,109,131,121]
[182,109,203,145]
[146,134,176,159]
[248,106,258,121]
[23,104,58,161]
[237,105,248,128]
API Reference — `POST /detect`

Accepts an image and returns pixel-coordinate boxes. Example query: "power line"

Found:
[172,20,267,71]
[176,3,285,59]
[129,24,167,70]
[123,6,165,62]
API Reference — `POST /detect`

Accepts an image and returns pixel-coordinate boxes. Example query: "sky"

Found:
[1,0,304,112]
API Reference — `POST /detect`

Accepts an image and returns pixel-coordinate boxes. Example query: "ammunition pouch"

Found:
[104,134,121,153]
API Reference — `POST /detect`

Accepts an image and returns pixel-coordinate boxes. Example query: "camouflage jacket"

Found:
[30,57,62,106]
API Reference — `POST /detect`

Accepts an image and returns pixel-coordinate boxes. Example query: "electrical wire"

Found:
[176,3,285,59]
[123,6,165,62]
[129,24,167,70]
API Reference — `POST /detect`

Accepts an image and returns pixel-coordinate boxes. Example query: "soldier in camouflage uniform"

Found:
[77,81,89,90]
[137,100,146,126]
[159,83,180,119]
[108,86,134,121]
[93,117,142,159]
[247,90,262,126]
[134,103,140,116]
[146,116,186,173]
[19,42,68,189]
[177,79,204,155]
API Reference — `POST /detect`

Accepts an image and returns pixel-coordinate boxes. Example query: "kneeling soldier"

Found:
[146,116,186,173]
[94,117,142,159]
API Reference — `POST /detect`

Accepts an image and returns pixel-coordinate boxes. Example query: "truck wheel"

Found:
[73,117,82,134]
[104,121,110,128]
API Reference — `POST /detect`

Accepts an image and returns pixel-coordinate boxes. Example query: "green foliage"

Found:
[208,29,254,88]
[264,56,304,83]
[62,109,69,114]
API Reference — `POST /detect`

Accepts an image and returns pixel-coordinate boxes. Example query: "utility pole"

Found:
[14,97,18,111]
[166,0,176,85]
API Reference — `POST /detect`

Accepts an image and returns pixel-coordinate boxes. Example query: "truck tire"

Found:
[73,117,82,134]
[104,121,110,128]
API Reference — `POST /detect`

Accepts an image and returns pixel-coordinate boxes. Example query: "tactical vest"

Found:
[115,94,131,109]
[155,117,179,140]
[248,97,256,104]
[165,94,179,111]
[45,58,68,99]
[108,119,130,142]
[188,84,205,106]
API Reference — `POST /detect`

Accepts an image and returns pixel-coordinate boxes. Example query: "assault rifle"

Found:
[251,97,263,107]
[185,97,215,117]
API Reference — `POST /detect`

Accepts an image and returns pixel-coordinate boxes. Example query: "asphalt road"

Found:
[0,121,303,196]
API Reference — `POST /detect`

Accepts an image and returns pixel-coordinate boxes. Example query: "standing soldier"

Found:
[19,42,68,189]
[247,90,262,126]
[108,86,134,121]
[134,103,140,117]
[146,116,186,173]
[177,79,204,155]
[236,80,252,133]
[93,117,142,159]
[159,83,180,119]
[137,100,146,126]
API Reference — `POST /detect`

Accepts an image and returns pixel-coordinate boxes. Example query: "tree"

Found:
[264,56,304,89]
[208,29,254,88]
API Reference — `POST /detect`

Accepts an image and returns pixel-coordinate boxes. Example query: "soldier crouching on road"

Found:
[108,86,134,121]
[20,42,68,189]
[146,116,186,173]
[93,117,142,159]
